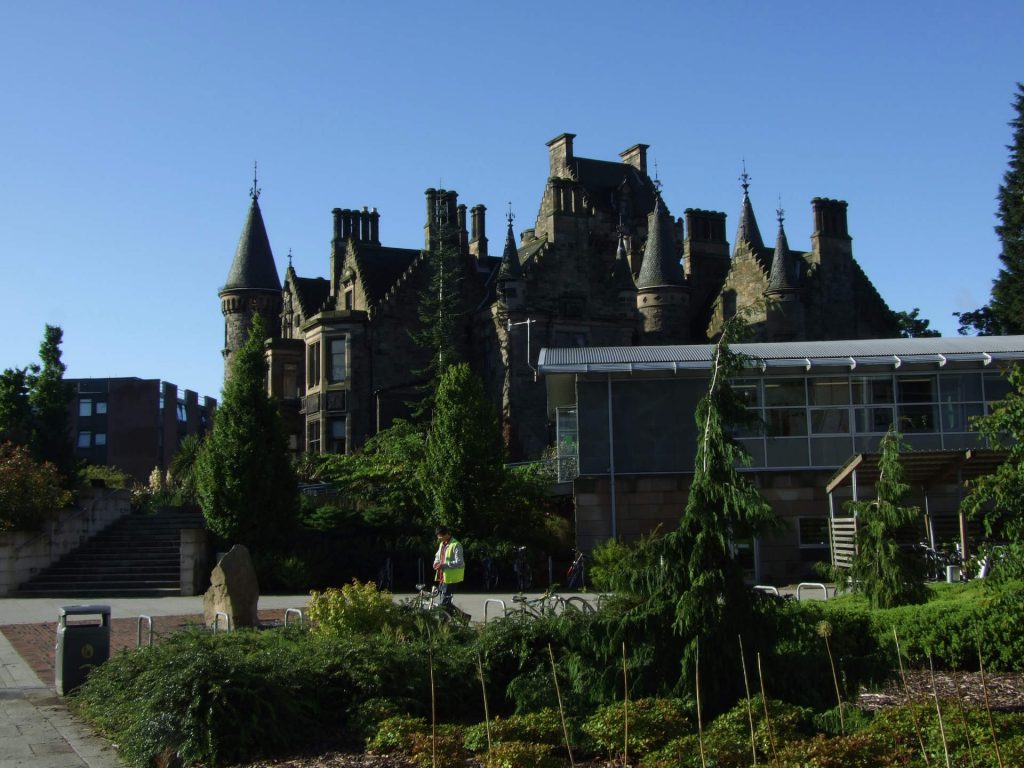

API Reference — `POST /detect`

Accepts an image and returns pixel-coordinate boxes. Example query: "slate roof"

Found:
[571,157,658,215]
[767,219,798,293]
[497,219,523,280]
[223,198,282,292]
[610,234,637,293]
[351,243,421,305]
[635,197,685,290]
[734,191,764,251]
[293,275,331,315]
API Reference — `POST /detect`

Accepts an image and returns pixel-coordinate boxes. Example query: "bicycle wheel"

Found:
[563,596,595,614]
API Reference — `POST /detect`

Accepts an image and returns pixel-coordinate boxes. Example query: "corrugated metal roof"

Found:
[538,336,1024,374]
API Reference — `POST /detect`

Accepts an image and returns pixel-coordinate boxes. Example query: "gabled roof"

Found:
[223,198,281,292]
[293,275,331,315]
[349,242,421,305]
[636,197,685,290]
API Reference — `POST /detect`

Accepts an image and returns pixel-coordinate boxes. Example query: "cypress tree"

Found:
[196,313,297,552]
[958,83,1024,334]
[26,325,74,483]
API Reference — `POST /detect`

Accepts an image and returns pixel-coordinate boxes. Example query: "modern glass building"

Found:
[538,336,1024,582]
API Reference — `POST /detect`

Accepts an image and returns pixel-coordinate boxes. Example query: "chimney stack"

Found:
[546,132,576,177]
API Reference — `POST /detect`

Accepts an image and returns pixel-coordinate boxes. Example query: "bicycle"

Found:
[565,549,587,591]
[410,582,471,624]
[510,590,565,618]
[512,546,532,592]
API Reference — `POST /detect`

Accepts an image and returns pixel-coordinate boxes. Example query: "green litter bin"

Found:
[55,605,111,695]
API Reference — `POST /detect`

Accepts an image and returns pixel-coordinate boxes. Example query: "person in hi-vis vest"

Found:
[432,525,465,611]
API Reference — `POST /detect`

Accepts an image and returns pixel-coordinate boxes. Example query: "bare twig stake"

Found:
[429,645,437,768]
[817,621,845,734]
[477,653,492,755]
[893,627,930,765]
[951,671,977,768]
[756,652,779,768]
[738,635,758,766]
[695,638,706,768]
[622,642,630,768]
[548,643,576,768]
[978,641,1005,768]
[928,655,951,768]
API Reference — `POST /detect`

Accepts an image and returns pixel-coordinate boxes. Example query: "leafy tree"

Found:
[0,442,73,531]
[419,363,507,540]
[168,434,203,505]
[24,325,75,482]
[0,367,32,446]
[195,314,298,552]
[895,307,940,338]
[410,197,465,420]
[957,83,1024,335]
[846,427,927,608]
[962,364,1024,578]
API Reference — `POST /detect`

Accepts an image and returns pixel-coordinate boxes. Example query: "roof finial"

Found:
[287,248,293,268]
[250,161,261,201]
[776,194,785,225]
[507,201,515,227]
[739,159,751,196]
[653,158,663,193]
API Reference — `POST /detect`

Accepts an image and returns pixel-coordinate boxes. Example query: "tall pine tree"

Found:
[958,83,1024,335]
[196,313,298,552]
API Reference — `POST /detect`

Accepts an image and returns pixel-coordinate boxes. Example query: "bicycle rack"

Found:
[753,585,780,596]
[136,615,153,647]
[483,599,506,624]
[213,612,231,633]
[284,608,304,628]
[796,582,829,601]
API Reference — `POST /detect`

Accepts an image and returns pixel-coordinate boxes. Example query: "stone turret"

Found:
[636,196,689,343]
[220,180,282,380]
[734,170,764,252]
[610,232,638,319]
[764,207,804,341]
[496,212,525,312]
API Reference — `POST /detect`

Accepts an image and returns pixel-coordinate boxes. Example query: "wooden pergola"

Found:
[824,448,1007,568]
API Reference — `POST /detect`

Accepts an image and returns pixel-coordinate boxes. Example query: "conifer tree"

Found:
[847,427,927,608]
[957,83,1024,335]
[419,363,506,540]
[0,367,32,447]
[410,195,464,420]
[196,313,298,552]
[26,325,74,483]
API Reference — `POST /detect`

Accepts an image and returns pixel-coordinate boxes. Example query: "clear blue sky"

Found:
[1,2,1021,402]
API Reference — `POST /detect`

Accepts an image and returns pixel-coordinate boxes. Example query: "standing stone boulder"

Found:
[203,544,259,629]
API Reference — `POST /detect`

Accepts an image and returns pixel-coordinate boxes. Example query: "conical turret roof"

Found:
[223,197,282,292]
[497,216,523,280]
[635,197,684,290]
[735,189,764,251]
[610,233,636,293]
[767,212,798,293]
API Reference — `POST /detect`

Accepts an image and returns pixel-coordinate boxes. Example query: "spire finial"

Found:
[250,161,261,201]
[776,194,785,225]
[653,158,663,192]
[287,248,293,268]
[507,201,514,227]
[739,159,751,196]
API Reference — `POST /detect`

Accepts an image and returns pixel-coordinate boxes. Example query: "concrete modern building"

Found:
[538,335,1024,582]
[68,378,216,483]
[221,134,903,461]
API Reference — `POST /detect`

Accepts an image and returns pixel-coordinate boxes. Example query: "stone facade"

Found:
[221,134,901,459]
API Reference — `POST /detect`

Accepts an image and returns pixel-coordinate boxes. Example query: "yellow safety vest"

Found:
[435,538,465,584]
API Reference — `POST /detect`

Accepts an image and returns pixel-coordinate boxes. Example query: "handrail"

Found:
[483,599,506,624]
[137,615,154,647]
[284,608,304,628]
[796,582,829,601]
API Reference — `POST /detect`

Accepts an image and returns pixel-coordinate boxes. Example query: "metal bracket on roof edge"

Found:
[983,352,993,366]
[893,355,902,369]
[804,357,812,372]
[938,354,947,367]
[848,357,856,370]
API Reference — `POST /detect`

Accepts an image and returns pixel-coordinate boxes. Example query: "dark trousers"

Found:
[438,581,455,607]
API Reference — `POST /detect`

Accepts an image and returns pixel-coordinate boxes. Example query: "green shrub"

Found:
[77,463,130,489]
[777,731,918,768]
[308,580,405,636]
[482,740,561,768]
[583,697,691,758]
[366,715,427,753]
[407,727,468,768]
[463,708,565,752]
[812,703,873,736]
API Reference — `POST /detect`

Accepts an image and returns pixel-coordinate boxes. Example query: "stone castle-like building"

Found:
[219,133,901,459]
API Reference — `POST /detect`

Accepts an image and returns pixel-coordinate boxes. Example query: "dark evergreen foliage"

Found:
[957,83,1024,335]
[846,427,927,609]
[26,325,74,483]
[895,307,941,338]
[0,366,32,446]
[196,313,298,552]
